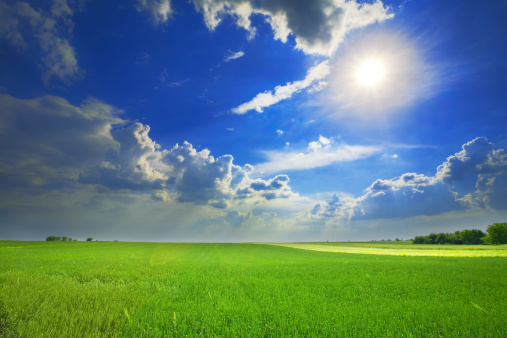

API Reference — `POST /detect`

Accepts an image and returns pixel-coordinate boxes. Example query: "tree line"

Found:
[413,223,507,245]
[46,236,94,241]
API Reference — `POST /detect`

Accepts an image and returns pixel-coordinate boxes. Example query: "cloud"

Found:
[435,137,507,210]
[81,124,297,207]
[349,174,467,220]
[192,1,393,114]
[0,93,124,189]
[0,0,83,84]
[224,50,245,62]
[79,123,168,190]
[0,94,295,211]
[137,0,173,25]
[232,60,331,114]
[255,136,381,174]
[308,137,507,221]
[191,0,393,56]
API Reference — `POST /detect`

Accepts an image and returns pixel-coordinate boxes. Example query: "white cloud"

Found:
[191,0,393,56]
[255,136,381,174]
[224,50,245,62]
[191,1,393,114]
[308,137,507,221]
[1,94,295,211]
[0,0,83,84]
[348,173,467,220]
[232,60,331,114]
[137,0,173,25]
[276,129,283,135]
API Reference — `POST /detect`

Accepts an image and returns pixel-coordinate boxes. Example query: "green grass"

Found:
[0,241,505,337]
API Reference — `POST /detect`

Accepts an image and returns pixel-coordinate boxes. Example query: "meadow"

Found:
[0,241,505,337]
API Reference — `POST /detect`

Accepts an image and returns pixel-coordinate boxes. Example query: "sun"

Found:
[357,60,384,86]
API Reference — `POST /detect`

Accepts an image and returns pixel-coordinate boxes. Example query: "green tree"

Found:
[413,236,425,244]
[62,236,68,241]
[86,238,93,242]
[485,223,507,244]
[435,233,449,244]
[46,236,61,241]
[460,229,486,244]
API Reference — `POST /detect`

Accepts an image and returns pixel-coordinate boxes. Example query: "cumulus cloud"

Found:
[232,60,331,114]
[224,50,245,62]
[191,0,393,56]
[79,123,168,190]
[0,93,123,189]
[0,94,295,211]
[0,0,83,84]
[255,136,381,174]
[137,0,173,25]
[349,173,467,220]
[436,137,507,210]
[308,137,507,221]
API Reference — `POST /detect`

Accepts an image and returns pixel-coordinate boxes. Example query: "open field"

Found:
[269,242,507,257]
[0,241,506,337]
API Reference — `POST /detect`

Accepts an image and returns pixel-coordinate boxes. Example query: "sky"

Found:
[1,0,506,242]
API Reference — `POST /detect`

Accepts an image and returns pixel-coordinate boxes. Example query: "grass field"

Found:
[0,241,505,337]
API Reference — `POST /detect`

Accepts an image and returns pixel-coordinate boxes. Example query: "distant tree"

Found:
[395,238,400,241]
[86,238,93,242]
[413,236,425,244]
[435,233,449,244]
[46,236,61,241]
[485,223,507,244]
[62,236,68,241]
[460,229,486,244]
[452,231,463,244]
[68,237,72,241]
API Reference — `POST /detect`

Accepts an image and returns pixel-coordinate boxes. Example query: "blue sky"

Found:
[1,0,506,242]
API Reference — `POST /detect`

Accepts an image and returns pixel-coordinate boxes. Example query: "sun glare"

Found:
[357,60,384,86]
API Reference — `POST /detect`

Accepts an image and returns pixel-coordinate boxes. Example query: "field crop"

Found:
[0,241,505,337]
[270,242,507,257]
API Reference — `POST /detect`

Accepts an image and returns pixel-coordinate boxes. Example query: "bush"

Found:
[86,238,93,242]
[486,223,507,244]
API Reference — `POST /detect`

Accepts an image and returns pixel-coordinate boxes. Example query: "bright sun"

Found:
[357,60,384,86]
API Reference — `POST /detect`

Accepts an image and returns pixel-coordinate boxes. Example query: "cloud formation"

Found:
[137,0,172,25]
[0,94,123,189]
[255,136,381,174]
[224,50,245,62]
[0,0,83,84]
[191,0,393,56]
[232,60,331,114]
[308,137,507,221]
[0,94,295,211]
[82,124,295,208]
